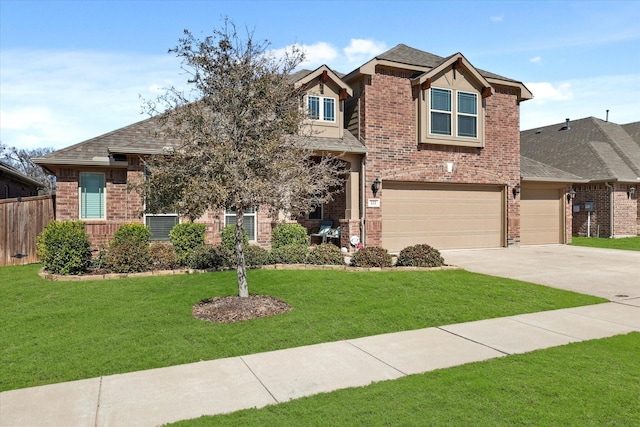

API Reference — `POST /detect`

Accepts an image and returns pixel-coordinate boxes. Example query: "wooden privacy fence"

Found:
[0,195,55,267]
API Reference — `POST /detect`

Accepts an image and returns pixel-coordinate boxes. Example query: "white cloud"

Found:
[270,42,338,70]
[526,81,573,103]
[521,74,640,129]
[343,39,387,63]
[529,56,542,64]
[490,13,504,22]
[0,49,181,150]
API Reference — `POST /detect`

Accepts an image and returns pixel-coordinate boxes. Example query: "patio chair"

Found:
[310,220,333,244]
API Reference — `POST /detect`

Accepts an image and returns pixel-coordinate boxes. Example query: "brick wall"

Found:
[358,70,522,247]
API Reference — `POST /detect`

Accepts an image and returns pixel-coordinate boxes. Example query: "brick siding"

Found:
[358,70,522,247]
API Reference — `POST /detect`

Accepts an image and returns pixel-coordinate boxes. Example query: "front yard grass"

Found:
[570,236,640,251]
[172,332,640,426]
[1,264,604,391]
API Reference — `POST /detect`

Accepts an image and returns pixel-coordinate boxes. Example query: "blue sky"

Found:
[1,0,639,150]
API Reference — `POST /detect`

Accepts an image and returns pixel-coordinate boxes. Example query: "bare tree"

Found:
[0,143,56,194]
[142,22,346,297]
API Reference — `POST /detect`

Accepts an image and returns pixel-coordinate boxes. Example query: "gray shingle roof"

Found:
[33,116,176,167]
[521,117,640,183]
[34,114,366,167]
[375,44,516,82]
[520,156,585,182]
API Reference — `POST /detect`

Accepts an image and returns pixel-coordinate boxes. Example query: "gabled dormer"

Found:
[294,65,352,139]
[412,53,493,148]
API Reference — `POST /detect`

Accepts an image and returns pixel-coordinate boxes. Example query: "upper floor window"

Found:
[225,208,257,241]
[429,88,478,138]
[79,172,105,219]
[308,96,335,122]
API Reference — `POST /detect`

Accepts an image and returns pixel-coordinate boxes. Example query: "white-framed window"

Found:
[79,172,105,219]
[145,214,179,241]
[307,96,335,122]
[225,208,257,241]
[429,88,478,139]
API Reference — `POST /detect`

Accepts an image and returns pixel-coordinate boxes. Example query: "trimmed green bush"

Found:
[307,243,345,266]
[111,222,151,245]
[271,223,310,249]
[36,220,91,275]
[149,242,179,270]
[221,224,249,253]
[269,244,309,264]
[244,245,270,267]
[169,222,206,264]
[350,246,393,268]
[185,245,233,270]
[105,223,151,273]
[396,244,445,267]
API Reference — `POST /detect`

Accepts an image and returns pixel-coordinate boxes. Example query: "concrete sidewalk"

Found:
[2,300,639,427]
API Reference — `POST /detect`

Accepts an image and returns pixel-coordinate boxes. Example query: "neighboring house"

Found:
[0,162,41,199]
[521,117,640,238]
[35,44,542,252]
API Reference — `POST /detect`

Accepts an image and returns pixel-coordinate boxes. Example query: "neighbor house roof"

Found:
[0,162,43,188]
[521,117,640,184]
[520,156,586,183]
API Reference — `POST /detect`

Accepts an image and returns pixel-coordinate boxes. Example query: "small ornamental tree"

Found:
[141,21,346,297]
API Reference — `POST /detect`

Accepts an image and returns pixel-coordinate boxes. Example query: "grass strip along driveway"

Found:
[171,333,640,426]
[570,236,640,251]
[1,264,604,392]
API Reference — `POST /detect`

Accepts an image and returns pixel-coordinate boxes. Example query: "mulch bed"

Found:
[192,295,293,323]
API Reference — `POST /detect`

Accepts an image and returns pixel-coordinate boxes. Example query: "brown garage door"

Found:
[381,182,504,252]
[520,187,563,245]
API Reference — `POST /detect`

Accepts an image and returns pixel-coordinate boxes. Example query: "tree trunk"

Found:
[235,209,249,298]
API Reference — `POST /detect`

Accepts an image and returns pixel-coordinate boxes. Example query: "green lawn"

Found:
[1,264,604,392]
[172,333,640,426]
[570,236,640,251]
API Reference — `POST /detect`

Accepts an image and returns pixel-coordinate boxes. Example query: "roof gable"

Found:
[343,44,531,101]
[293,65,352,97]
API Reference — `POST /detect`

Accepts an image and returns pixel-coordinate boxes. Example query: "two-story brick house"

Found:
[342,45,532,251]
[35,44,544,252]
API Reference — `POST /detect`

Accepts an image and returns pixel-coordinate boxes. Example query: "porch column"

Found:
[344,170,360,220]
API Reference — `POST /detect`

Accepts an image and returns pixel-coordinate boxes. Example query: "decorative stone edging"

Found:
[39,264,460,282]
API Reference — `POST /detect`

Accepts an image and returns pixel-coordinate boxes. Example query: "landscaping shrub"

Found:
[244,245,270,267]
[112,222,152,245]
[350,246,393,268]
[269,244,309,264]
[105,223,151,273]
[36,220,92,275]
[271,223,310,249]
[149,242,179,270]
[186,245,233,270]
[396,243,445,268]
[169,222,206,264]
[221,224,249,253]
[307,243,345,266]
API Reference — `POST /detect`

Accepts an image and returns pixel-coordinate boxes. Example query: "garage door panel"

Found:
[382,183,504,252]
[520,187,563,245]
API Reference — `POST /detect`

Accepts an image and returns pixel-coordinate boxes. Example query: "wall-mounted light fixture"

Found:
[628,186,636,198]
[567,188,577,202]
[372,178,382,197]
[512,183,521,198]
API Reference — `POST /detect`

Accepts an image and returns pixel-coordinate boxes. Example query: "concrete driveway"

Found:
[441,245,640,302]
